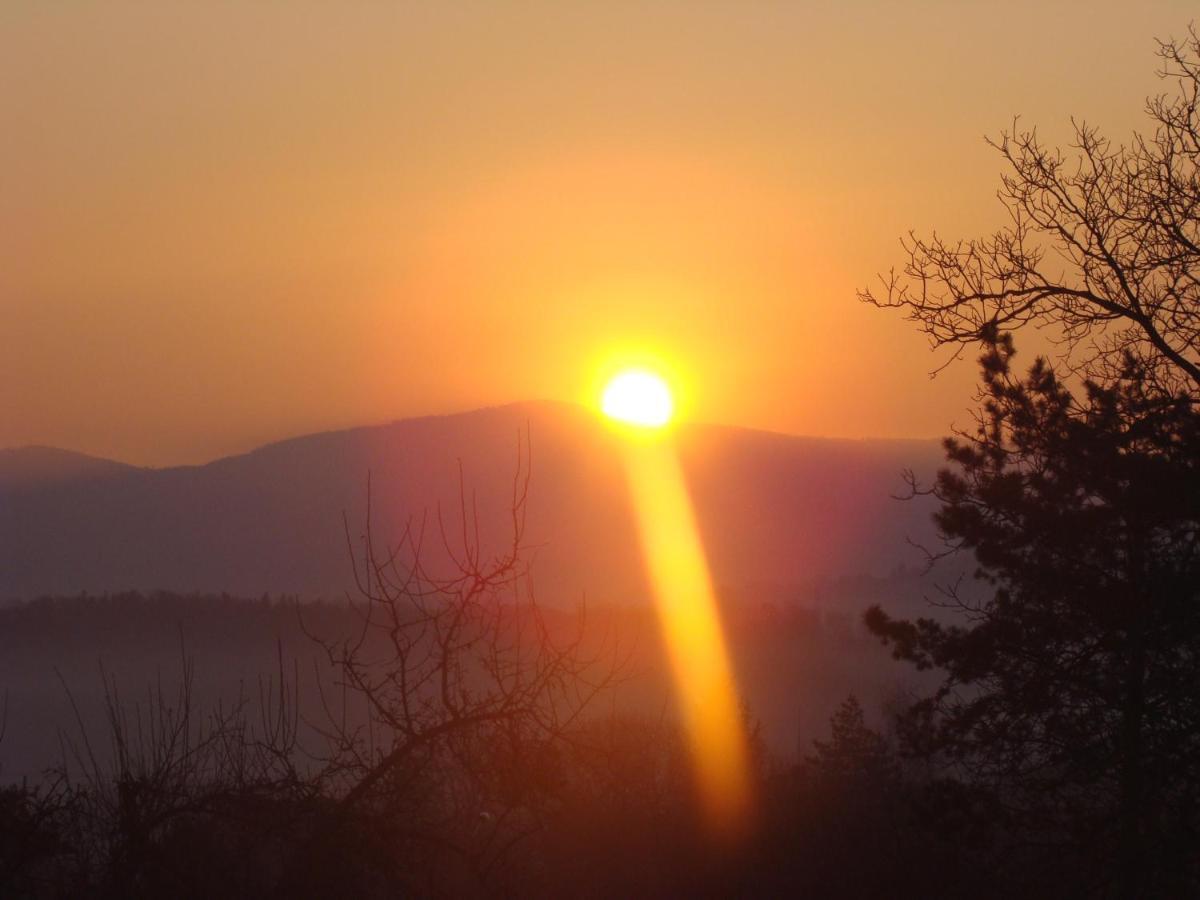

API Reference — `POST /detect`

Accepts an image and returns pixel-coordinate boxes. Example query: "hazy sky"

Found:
[3,1,1196,465]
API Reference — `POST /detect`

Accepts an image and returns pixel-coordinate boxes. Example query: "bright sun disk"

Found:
[601,370,674,427]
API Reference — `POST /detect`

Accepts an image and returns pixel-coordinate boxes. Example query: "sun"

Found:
[601,369,675,428]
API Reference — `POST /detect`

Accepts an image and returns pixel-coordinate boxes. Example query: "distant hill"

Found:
[0,446,138,491]
[0,402,945,603]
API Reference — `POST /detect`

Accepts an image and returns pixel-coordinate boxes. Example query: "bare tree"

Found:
[17,437,627,896]
[861,27,1200,397]
[296,432,626,895]
[51,646,305,895]
[860,26,1200,896]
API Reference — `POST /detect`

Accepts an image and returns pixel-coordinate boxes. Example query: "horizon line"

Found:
[2,398,944,470]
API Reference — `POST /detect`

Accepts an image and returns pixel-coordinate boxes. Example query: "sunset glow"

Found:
[601,370,675,428]
[10,3,1180,465]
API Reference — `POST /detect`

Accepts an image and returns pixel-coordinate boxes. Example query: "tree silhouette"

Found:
[292,443,626,895]
[861,27,1200,399]
[0,445,630,898]
[862,26,1200,896]
[867,336,1200,895]
[805,696,895,788]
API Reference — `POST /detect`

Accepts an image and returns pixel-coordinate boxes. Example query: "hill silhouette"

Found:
[0,445,137,491]
[0,402,943,603]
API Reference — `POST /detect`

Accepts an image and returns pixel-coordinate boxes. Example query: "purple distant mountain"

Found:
[0,402,944,603]
[0,446,137,491]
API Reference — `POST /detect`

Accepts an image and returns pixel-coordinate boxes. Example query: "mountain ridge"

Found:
[3,399,940,473]
[1,402,946,602]
[0,445,141,491]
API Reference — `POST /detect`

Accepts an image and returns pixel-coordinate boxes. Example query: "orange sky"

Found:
[3,1,1195,466]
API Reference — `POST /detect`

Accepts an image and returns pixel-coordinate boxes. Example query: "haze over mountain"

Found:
[0,402,943,604]
[0,446,137,491]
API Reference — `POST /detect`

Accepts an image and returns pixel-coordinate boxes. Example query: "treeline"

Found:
[0,687,1004,898]
[0,591,330,648]
[0,576,985,897]
[0,585,915,639]
[0,579,1161,898]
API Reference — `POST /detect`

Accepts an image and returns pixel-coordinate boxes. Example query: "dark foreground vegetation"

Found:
[0,583,1027,900]
[0,499,967,898]
[0,684,1009,900]
[3,585,1187,899]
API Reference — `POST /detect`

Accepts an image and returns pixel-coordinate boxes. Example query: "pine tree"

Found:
[868,335,1200,895]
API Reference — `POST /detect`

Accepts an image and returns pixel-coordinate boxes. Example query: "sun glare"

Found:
[601,370,675,427]
[599,360,753,839]
[622,439,754,837]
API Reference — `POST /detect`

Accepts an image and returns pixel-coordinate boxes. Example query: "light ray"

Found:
[601,371,753,838]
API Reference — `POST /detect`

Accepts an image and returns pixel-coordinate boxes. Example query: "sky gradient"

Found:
[3,1,1196,465]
